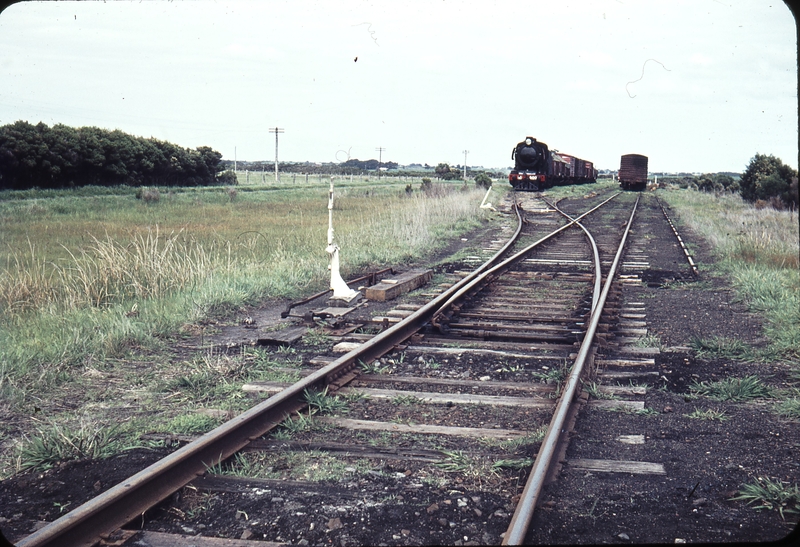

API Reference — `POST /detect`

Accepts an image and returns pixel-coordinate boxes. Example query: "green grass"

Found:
[530,361,570,386]
[731,477,800,520]
[684,408,729,421]
[774,394,800,419]
[302,328,330,347]
[166,413,223,435]
[303,387,348,415]
[359,360,390,375]
[0,183,493,399]
[690,335,755,360]
[214,449,373,482]
[392,394,425,406]
[633,333,664,350]
[607,406,660,416]
[689,375,774,402]
[273,411,318,437]
[582,380,620,400]
[16,419,137,472]
[492,457,534,470]
[481,427,547,450]
[434,450,495,479]
[658,188,799,363]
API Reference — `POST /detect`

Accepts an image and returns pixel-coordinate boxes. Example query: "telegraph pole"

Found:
[375,147,385,179]
[269,127,284,182]
[462,149,469,180]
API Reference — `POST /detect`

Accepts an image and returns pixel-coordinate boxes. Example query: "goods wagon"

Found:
[619,154,648,190]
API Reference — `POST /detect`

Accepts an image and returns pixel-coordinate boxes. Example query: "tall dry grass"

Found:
[0,183,493,396]
[1,229,221,314]
[663,190,798,269]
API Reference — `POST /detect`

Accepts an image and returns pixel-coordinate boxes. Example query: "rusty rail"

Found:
[431,193,619,330]
[502,194,641,545]
[18,194,624,547]
[19,202,530,547]
[656,196,699,277]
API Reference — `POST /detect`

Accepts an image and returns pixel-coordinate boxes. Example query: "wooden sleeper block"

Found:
[364,269,433,302]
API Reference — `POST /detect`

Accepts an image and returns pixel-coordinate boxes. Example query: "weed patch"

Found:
[684,408,729,421]
[690,336,753,360]
[304,387,348,415]
[167,413,222,435]
[731,477,800,520]
[690,375,773,402]
[774,396,800,419]
[17,420,133,472]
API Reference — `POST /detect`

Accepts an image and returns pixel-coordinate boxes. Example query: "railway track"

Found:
[16,189,699,547]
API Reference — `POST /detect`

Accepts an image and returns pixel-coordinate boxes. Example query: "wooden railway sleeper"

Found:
[503,194,639,545]
[447,328,582,344]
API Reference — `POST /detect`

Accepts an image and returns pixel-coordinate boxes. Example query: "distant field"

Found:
[231,171,432,187]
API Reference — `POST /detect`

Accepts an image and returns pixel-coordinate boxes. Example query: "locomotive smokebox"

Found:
[508,136,595,191]
[517,145,544,169]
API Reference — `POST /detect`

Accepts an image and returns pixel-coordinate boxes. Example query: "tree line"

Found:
[685,154,798,210]
[0,121,225,190]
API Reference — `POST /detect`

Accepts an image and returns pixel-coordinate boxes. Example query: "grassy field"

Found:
[230,171,429,187]
[658,187,799,362]
[0,179,495,406]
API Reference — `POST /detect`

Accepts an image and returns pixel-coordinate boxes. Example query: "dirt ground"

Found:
[524,194,799,545]
[1,191,798,546]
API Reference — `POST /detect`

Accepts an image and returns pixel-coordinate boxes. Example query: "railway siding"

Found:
[3,191,796,546]
[524,193,798,545]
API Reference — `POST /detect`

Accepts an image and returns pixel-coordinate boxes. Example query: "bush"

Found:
[740,154,798,209]
[143,188,160,203]
[217,170,238,185]
[474,173,492,189]
[695,173,739,194]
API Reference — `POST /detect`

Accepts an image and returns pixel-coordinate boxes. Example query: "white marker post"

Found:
[326,180,360,304]
[479,184,496,211]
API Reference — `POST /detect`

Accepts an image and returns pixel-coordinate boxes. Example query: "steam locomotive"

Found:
[618,154,649,191]
[508,137,597,191]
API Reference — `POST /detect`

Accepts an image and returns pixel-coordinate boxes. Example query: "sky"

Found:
[0,0,797,173]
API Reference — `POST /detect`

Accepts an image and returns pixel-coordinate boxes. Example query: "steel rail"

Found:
[656,196,699,277]
[19,200,531,547]
[430,193,620,329]
[502,194,641,545]
[542,197,602,314]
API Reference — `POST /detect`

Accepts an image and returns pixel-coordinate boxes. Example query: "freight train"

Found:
[618,154,648,190]
[508,136,597,191]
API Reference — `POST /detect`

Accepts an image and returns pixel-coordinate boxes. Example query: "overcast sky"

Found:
[0,0,796,173]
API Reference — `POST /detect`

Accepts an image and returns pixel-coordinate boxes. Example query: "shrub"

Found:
[740,154,798,209]
[217,170,238,185]
[474,172,492,189]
